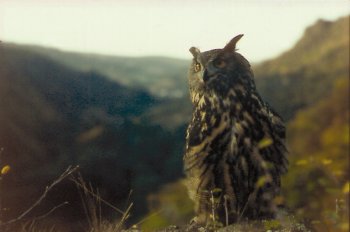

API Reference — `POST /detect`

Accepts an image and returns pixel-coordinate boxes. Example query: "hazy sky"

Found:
[0,0,349,62]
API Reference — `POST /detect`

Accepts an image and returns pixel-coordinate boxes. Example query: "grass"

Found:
[0,163,340,232]
[70,174,133,232]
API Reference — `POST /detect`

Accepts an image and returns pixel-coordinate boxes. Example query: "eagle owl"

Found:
[184,35,288,227]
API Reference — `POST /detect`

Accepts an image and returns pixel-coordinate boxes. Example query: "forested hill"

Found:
[4,43,189,98]
[0,44,186,230]
[255,15,349,120]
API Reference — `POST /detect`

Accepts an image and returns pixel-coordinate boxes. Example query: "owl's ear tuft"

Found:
[223,34,244,52]
[189,47,201,58]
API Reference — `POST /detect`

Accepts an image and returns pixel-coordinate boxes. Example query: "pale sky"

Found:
[0,0,349,62]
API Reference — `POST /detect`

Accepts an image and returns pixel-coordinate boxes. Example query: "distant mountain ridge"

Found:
[5,16,348,126]
[255,16,349,76]
[5,43,189,98]
[255,15,349,120]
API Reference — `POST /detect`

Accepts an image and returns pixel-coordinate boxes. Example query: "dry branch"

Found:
[0,165,79,226]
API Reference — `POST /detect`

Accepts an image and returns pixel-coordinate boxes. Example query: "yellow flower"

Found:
[343,182,349,194]
[1,165,11,175]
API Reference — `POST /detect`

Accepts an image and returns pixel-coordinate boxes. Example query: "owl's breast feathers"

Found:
[184,83,288,202]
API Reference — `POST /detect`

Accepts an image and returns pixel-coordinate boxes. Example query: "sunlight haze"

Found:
[0,0,349,61]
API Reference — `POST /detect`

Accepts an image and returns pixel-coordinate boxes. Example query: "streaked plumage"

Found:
[184,35,288,227]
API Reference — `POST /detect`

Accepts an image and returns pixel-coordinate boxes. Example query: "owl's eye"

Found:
[213,59,226,69]
[194,63,201,72]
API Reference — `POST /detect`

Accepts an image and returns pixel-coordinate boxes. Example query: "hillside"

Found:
[254,16,349,120]
[283,77,349,232]
[0,44,186,231]
[9,44,189,98]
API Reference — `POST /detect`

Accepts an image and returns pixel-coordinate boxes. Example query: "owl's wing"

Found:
[258,101,288,175]
[184,107,227,172]
[186,114,204,147]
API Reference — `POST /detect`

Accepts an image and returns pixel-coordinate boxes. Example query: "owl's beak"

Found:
[203,68,215,82]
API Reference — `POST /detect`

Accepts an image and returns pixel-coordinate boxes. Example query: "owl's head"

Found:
[188,34,254,103]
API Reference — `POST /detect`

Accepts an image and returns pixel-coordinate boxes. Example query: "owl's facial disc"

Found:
[202,52,229,83]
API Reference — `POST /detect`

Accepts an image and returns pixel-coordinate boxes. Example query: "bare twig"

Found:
[116,202,134,231]
[76,179,92,229]
[125,190,133,209]
[1,165,79,225]
[70,174,125,215]
[32,201,69,222]
[72,173,133,231]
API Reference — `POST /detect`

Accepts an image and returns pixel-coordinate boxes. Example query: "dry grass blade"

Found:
[70,174,125,215]
[115,202,133,231]
[71,173,133,232]
[32,202,69,222]
[131,208,164,229]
